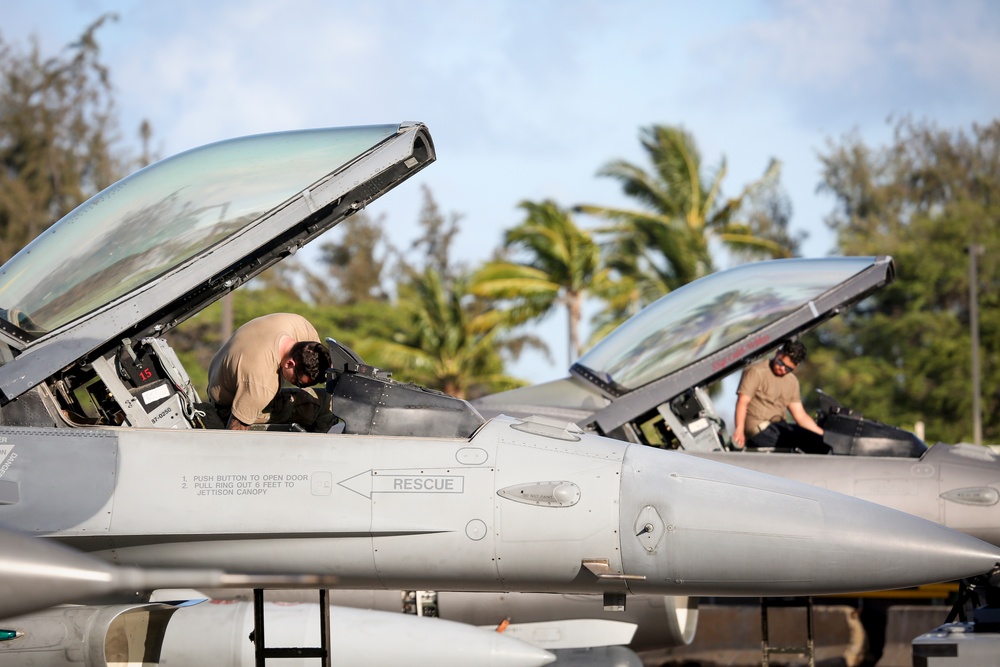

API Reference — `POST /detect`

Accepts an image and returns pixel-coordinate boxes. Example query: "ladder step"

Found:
[760,596,815,667]
[262,648,328,659]
[764,646,812,655]
[254,588,332,666]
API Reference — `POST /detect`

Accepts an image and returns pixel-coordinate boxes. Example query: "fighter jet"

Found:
[472,256,1000,548]
[0,125,996,619]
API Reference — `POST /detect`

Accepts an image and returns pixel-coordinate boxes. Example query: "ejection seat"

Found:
[741,390,928,457]
[324,338,485,439]
[813,390,927,457]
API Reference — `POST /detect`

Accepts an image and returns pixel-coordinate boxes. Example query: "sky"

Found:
[4,0,1000,386]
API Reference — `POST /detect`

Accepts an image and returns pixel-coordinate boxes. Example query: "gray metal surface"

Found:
[548,646,644,666]
[0,428,118,531]
[912,622,1000,666]
[0,602,556,667]
[689,443,1000,548]
[1,418,998,597]
[0,526,324,621]
[318,590,698,651]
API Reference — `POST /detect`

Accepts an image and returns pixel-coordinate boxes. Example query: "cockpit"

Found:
[0,330,486,439]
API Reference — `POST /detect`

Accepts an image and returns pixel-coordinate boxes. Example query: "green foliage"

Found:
[471,199,610,363]
[577,124,802,334]
[171,187,532,399]
[359,268,532,399]
[356,187,536,396]
[316,212,392,305]
[404,183,464,282]
[170,279,410,397]
[801,118,1000,444]
[0,15,134,263]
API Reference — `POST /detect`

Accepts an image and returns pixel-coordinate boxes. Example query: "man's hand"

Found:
[732,392,753,449]
[788,401,824,436]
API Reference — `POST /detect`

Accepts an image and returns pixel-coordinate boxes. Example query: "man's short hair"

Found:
[290,341,332,384]
[780,340,808,365]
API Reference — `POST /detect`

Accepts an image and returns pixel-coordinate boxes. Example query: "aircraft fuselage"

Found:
[1,417,998,598]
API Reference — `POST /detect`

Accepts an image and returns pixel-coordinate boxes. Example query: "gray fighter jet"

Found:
[473,256,1000,548]
[0,125,996,627]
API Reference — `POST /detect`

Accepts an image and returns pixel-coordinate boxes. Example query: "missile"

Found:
[5,416,1000,597]
[0,525,332,620]
[0,601,555,667]
[152,590,642,652]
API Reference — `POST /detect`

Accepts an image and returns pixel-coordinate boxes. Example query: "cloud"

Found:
[697,0,1000,126]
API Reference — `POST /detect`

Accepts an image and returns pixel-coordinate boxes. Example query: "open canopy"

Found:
[475,256,895,435]
[0,123,434,403]
[577,257,886,393]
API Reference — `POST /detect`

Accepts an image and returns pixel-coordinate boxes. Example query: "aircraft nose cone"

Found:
[817,489,1000,592]
[621,448,1000,596]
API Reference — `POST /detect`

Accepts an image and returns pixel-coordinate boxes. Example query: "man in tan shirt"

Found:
[732,341,828,453]
[208,313,334,431]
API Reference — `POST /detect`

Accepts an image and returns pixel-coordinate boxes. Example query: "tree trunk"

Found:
[567,292,582,365]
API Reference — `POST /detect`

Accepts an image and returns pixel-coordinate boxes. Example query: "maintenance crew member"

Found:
[208,313,336,432]
[731,340,828,453]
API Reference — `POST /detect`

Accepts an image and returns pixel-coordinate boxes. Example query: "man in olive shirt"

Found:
[208,313,334,431]
[732,341,828,453]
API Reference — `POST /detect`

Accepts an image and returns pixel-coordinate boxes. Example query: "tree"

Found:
[577,125,801,320]
[360,188,541,395]
[801,118,1000,444]
[357,268,531,399]
[170,186,536,397]
[315,211,393,305]
[0,15,137,262]
[407,183,464,283]
[471,200,611,364]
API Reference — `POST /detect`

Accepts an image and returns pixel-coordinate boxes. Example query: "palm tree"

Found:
[471,200,613,365]
[357,268,537,399]
[577,125,799,319]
